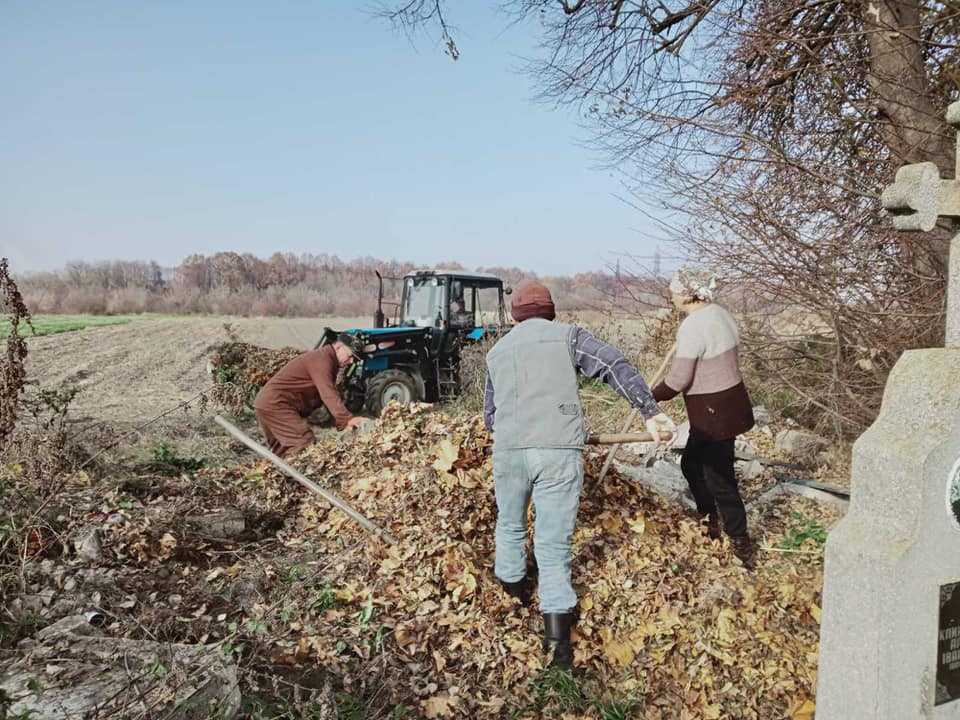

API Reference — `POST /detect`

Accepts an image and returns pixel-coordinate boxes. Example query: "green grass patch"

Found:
[780,513,828,550]
[0,314,140,339]
[335,692,366,720]
[149,442,205,475]
[528,666,587,714]
[594,697,640,720]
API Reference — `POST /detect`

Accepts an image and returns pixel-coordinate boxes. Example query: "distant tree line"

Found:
[14,252,649,318]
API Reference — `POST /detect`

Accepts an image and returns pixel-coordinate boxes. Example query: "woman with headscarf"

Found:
[651,268,756,569]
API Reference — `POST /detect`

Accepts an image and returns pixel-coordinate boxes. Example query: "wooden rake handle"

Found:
[213,415,398,545]
[587,431,674,445]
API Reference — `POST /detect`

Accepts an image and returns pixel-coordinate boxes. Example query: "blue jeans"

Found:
[493,447,584,613]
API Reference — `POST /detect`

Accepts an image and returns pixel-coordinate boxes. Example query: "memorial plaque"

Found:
[937,581,960,705]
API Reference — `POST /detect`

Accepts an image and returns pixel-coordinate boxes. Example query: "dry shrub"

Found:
[454,335,498,414]
[561,307,681,372]
[61,287,109,314]
[208,336,301,416]
[0,382,90,630]
[105,287,155,314]
[0,264,90,612]
[1,258,33,449]
[5,385,86,488]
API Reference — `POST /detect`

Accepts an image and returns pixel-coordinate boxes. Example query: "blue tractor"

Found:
[315,269,511,417]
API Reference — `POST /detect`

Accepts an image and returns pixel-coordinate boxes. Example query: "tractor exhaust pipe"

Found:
[374,270,386,328]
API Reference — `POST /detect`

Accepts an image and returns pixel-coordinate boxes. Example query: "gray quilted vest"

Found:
[485,318,585,450]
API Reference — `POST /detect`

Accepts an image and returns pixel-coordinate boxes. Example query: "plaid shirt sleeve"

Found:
[571,326,660,420]
[483,372,496,431]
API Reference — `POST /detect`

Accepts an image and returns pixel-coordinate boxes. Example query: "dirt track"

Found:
[23,315,366,454]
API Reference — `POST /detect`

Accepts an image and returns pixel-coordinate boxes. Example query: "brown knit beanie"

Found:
[511,279,556,322]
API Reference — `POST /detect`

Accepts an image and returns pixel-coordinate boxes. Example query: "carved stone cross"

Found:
[881,101,960,347]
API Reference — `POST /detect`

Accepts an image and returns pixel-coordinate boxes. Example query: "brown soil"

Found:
[22,315,366,458]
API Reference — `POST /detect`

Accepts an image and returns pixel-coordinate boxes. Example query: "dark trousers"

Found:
[680,433,748,538]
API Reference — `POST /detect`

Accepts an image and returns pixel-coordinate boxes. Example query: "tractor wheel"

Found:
[365,370,421,416]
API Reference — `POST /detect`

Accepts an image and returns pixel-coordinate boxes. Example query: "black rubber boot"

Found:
[704,512,721,540]
[499,576,532,606]
[542,612,575,670]
[730,534,757,571]
[689,509,721,540]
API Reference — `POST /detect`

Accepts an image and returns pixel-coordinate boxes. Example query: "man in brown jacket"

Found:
[254,334,367,458]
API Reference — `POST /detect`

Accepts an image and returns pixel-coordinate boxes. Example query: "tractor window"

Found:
[476,287,503,326]
[403,277,446,328]
[449,285,474,329]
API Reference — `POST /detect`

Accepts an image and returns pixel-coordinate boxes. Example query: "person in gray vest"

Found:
[483,279,675,670]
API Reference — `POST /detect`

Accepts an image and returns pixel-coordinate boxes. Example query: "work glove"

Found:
[644,412,676,444]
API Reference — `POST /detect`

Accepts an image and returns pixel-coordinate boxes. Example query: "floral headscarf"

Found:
[668,267,719,302]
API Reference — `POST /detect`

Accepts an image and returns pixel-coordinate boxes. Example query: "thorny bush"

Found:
[0,262,87,622]
[0,258,33,449]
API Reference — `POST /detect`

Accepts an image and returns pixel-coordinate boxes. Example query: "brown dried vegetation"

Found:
[0,258,33,449]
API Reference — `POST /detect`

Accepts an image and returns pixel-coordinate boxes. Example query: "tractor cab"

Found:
[396,270,509,342]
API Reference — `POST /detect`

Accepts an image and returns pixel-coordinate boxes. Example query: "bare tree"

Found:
[381,0,958,436]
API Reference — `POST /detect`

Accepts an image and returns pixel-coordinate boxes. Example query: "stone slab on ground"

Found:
[775,428,828,458]
[184,509,246,540]
[737,459,764,481]
[0,618,242,720]
[747,481,849,511]
[73,527,104,563]
[613,459,697,510]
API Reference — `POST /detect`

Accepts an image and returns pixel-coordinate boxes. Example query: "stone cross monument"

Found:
[815,102,960,718]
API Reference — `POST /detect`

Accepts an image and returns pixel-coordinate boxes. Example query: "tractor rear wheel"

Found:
[365,369,421,416]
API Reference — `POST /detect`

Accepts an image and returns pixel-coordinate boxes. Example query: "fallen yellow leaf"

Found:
[458,471,478,489]
[600,628,636,667]
[791,699,815,720]
[716,607,737,646]
[432,440,460,473]
[422,694,456,718]
[810,604,821,624]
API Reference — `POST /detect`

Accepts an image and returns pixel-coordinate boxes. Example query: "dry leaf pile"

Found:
[3,395,832,719]
[208,342,301,415]
[243,403,825,719]
[1,327,843,718]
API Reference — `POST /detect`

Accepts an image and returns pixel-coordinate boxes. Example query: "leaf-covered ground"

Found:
[3,402,835,719]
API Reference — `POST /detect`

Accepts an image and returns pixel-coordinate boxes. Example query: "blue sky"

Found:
[1,1,664,275]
